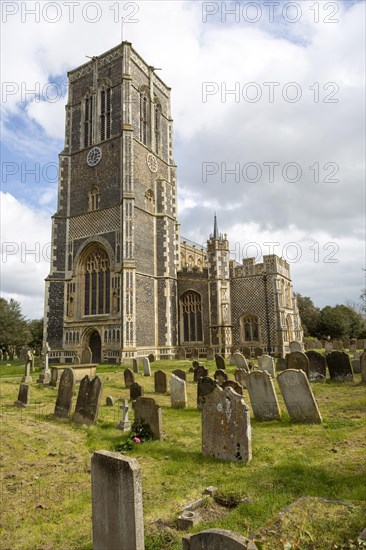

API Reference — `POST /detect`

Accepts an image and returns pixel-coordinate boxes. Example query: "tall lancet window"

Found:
[100,87,111,141]
[181,291,203,343]
[154,103,161,155]
[140,92,148,145]
[84,247,110,316]
[84,95,93,148]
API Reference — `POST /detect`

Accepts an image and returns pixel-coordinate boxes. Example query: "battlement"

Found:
[230,254,291,278]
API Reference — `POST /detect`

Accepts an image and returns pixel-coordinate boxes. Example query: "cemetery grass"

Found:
[0,360,365,549]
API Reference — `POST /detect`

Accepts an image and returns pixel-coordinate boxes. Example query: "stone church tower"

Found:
[44,42,179,362]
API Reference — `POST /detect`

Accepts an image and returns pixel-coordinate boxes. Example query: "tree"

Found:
[294,294,321,337]
[27,318,44,349]
[0,298,30,349]
[318,304,366,339]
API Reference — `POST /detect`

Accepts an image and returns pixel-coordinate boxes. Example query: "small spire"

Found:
[213,212,218,239]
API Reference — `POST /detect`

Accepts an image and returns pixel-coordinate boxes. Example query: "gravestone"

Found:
[37,341,51,384]
[132,358,139,374]
[193,365,208,382]
[134,397,163,440]
[124,368,135,388]
[14,383,29,407]
[176,348,186,360]
[361,351,366,383]
[117,399,131,431]
[170,374,187,409]
[257,354,275,377]
[326,351,354,382]
[324,341,333,353]
[148,354,155,363]
[246,371,281,421]
[234,369,248,388]
[233,352,248,370]
[106,396,114,406]
[202,386,252,462]
[289,341,302,353]
[277,369,322,423]
[74,375,103,425]
[130,382,144,401]
[305,350,327,380]
[154,370,167,393]
[142,357,151,376]
[54,368,76,418]
[254,346,263,357]
[229,355,236,366]
[21,350,33,383]
[221,379,243,395]
[349,341,357,353]
[214,354,226,370]
[192,360,200,369]
[351,359,361,374]
[242,347,251,359]
[182,528,258,550]
[172,368,187,382]
[206,348,215,360]
[191,347,200,359]
[214,369,228,385]
[197,376,218,410]
[276,358,286,371]
[287,352,309,377]
[81,346,92,364]
[91,451,144,550]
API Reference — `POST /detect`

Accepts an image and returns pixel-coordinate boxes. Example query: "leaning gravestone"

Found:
[287,352,310,377]
[233,352,248,370]
[124,368,135,388]
[305,350,327,380]
[242,347,251,359]
[202,386,252,462]
[142,357,151,376]
[132,358,139,374]
[221,379,243,396]
[134,397,163,440]
[257,355,275,377]
[106,396,114,406]
[54,368,76,418]
[277,369,322,423]
[176,348,186,360]
[182,528,258,550]
[74,375,103,425]
[289,341,302,353]
[234,369,248,389]
[81,346,92,364]
[172,368,187,382]
[154,370,167,393]
[91,451,145,550]
[214,369,228,385]
[130,382,144,401]
[14,383,29,407]
[246,371,281,421]
[193,365,208,382]
[351,359,361,374]
[197,376,218,410]
[361,351,366,383]
[214,354,226,370]
[326,351,354,382]
[170,374,187,409]
[254,346,263,357]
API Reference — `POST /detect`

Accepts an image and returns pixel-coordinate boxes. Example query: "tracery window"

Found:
[181,291,203,343]
[100,87,111,141]
[140,92,148,145]
[240,314,259,342]
[84,94,93,148]
[84,247,110,315]
[154,103,161,155]
[88,186,100,211]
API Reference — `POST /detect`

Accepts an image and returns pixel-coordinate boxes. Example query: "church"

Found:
[44,41,303,363]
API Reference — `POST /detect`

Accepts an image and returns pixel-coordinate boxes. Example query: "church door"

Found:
[89,331,102,363]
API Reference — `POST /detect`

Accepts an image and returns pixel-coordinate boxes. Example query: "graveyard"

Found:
[1,352,366,549]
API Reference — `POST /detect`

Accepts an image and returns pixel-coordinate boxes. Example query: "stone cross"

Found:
[21,350,33,383]
[117,399,131,431]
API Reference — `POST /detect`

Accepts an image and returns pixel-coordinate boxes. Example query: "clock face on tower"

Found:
[87,147,102,167]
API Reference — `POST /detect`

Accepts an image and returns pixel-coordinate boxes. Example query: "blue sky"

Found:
[1,0,365,318]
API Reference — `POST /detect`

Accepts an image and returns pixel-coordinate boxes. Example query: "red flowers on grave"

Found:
[133,437,141,444]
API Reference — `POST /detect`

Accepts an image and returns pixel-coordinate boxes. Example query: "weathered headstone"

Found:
[74,375,103,425]
[289,341,302,353]
[276,357,286,371]
[324,341,333,353]
[242,347,251,359]
[132,358,139,374]
[221,379,243,395]
[148,353,155,363]
[202,386,252,462]
[234,369,248,388]
[134,397,163,440]
[361,351,366,383]
[81,345,92,364]
[172,368,187,382]
[54,368,76,418]
[287,352,309,377]
[154,370,167,393]
[142,356,151,377]
[21,350,33,383]
[91,451,144,550]
[170,374,187,409]
[214,354,226,370]
[124,368,135,388]
[233,352,248,370]
[229,355,236,366]
[349,341,357,353]
[257,355,275,377]
[106,396,114,406]
[254,346,263,357]
[305,350,327,381]
[14,383,29,407]
[191,347,200,360]
[214,369,228,385]
[130,382,144,401]
[117,399,131,431]
[246,371,281,421]
[351,358,361,374]
[277,369,322,423]
[176,348,186,360]
[326,351,354,382]
[206,348,215,360]
[197,376,218,410]
[193,365,209,382]
[182,528,258,550]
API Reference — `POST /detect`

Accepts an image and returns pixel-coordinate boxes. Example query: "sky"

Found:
[0,0,365,319]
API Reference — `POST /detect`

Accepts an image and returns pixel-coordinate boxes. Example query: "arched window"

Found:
[84,94,93,148]
[89,186,100,211]
[240,314,259,343]
[180,291,203,343]
[100,87,111,141]
[83,247,110,316]
[154,103,161,155]
[140,91,148,145]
